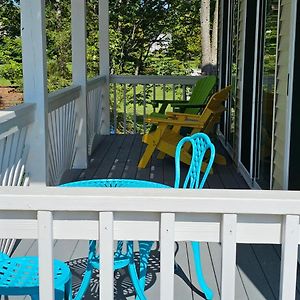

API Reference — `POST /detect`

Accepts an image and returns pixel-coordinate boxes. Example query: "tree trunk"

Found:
[211,0,219,73]
[200,0,212,74]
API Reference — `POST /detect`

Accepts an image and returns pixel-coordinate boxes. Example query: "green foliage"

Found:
[0,0,20,40]
[45,0,72,91]
[0,0,202,89]
[0,0,203,133]
[144,56,190,75]
[0,2,22,86]
[86,0,100,78]
[0,36,23,86]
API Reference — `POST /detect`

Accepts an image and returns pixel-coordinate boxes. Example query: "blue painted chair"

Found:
[0,255,72,299]
[174,132,215,300]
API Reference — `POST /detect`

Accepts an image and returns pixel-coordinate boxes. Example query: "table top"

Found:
[61,178,171,189]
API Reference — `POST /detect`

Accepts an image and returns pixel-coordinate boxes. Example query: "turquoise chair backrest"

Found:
[185,75,217,115]
[174,133,215,189]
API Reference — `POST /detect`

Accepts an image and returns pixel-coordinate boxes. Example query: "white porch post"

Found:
[20,0,48,185]
[99,0,111,134]
[71,0,88,168]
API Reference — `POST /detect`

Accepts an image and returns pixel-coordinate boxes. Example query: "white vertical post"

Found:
[279,215,299,300]
[99,0,110,134]
[71,0,88,168]
[20,0,48,185]
[221,213,237,300]
[160,213,175,300]
[38,211,54,299]
[99,212,114,300]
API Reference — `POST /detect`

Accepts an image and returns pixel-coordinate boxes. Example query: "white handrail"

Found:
[87,75,106,92]
[86,75,107,154]
[110,75,203,85]
[0,187,299,300]
[0,103,35,138]
[0,187,299,215]
[48,85,81,112]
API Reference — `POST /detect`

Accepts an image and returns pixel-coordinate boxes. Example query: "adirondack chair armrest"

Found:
[145,116,205,128]
[170,103,207,109]
[166,111,201,118]
[151,99,186,108]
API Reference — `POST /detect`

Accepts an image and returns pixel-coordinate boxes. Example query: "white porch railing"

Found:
[87,75,107,155]
[0,188,299,300]
[48,85,81,186]
[0,103,34,255]
[110,75,203,134]
[0,103,34,187]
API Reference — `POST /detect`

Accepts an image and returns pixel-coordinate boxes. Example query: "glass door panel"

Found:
[228,0,239,147]
[255,0,278,189]
[240,0,258,173]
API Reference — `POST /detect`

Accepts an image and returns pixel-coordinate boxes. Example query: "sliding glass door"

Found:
[237,0,278,188]
[254,0,278,189]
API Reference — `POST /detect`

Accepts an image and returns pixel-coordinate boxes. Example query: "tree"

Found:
[0,0,20,40]
[200,0,218,74]
[0,1,22,86]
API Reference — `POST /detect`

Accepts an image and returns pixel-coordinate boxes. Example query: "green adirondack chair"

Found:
[151,75,217,117]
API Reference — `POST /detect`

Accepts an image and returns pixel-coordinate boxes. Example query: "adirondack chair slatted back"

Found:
[184,75,217,115]
[198,86,231,134]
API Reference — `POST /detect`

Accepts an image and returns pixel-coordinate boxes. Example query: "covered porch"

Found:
[1,0,300,299]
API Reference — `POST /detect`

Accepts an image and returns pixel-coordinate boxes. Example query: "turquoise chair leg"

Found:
[128,260,147,300]
[73,263,93,300]
[126,241,147,300]
[135,241,153,300]
[65,278,73,300]
[191,241,213,300]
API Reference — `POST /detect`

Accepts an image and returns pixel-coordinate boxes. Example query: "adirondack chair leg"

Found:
[157,151,166,159]
[215,153,227,165]
[138,144,156,168]
[139,125,168,168]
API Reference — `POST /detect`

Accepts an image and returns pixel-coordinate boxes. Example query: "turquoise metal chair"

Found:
[61,179,169,300]
[0,255,72,299]
[174,132,215,300]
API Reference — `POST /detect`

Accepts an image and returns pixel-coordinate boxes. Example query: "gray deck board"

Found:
[236,244,275,300]
[10,134,296,300]
[187,242,221,300]
[79,135,115,180]
[122,134,143,179]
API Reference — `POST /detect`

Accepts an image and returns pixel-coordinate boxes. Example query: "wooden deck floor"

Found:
[13,135,300,299]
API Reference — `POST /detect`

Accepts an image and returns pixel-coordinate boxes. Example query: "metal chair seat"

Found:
[0,256,71,299]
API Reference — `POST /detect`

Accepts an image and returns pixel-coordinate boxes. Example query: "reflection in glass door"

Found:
[255,0,278,189]
[228,0,239,148]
